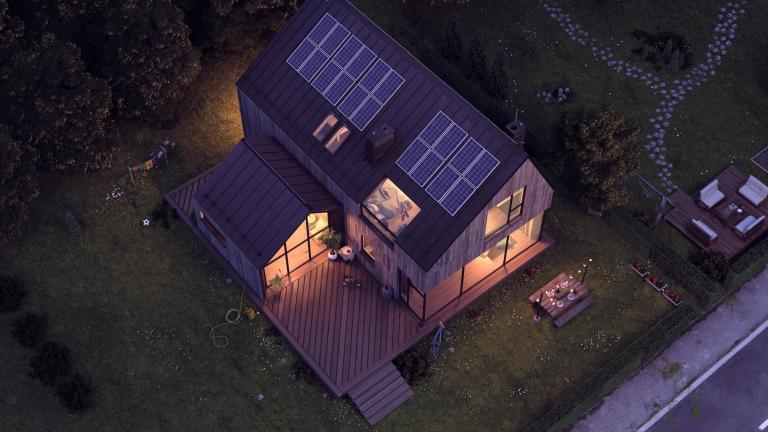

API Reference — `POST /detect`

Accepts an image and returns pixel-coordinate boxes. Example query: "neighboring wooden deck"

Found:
[264,258,419,395]
[665,166,768,259]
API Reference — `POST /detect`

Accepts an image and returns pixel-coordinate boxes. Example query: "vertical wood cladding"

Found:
[238,89,552,294]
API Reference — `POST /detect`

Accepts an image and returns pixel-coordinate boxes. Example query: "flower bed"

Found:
[663,289,682,306]
[629,261,649,278]
[630,260,679,305]
[646,275,668,292]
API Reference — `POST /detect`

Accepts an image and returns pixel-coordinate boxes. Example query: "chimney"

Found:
[505,117,526,147]
[366,124,395,163]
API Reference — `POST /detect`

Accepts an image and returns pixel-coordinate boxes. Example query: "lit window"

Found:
[313,113,338,142]
[485,187,525,237]
[362,178,421,238]
[325,124,351,154]
[361,235,375,263]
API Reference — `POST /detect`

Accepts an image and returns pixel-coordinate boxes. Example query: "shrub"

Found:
[393,347,431,386]
[691,250,730,282]
[55,373,95,413]
[0,274,26,313]
[11,311,49,348]
[29,342,73,387]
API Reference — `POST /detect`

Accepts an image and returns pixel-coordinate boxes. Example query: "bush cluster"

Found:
[525,304,696,432]
[649,242,718,307]
[393,348,432,386]
[0,274,27,313]
[691,250,730,282]
[11,311,48,348]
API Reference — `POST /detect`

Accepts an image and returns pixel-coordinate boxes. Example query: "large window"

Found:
[263,212,329,285]
[362,178,421,240]
[485,187,525,237]
[403,213,544,321]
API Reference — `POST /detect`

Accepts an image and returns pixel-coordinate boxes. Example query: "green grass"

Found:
[6,0,764,429]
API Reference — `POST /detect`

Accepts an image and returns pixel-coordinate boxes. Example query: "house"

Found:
[166,0,553,424]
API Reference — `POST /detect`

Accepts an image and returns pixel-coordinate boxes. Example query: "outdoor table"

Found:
[528,273,588,319]
[713,197,748,227]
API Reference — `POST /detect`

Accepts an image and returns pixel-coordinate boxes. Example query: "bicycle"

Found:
[428,320,458,359]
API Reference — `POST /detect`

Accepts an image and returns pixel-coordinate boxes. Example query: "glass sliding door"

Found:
[263,212,329,285]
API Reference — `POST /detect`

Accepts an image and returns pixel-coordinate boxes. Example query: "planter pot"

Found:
[663,292,682,306]
[328,250,338,260]
[629,263,649,278]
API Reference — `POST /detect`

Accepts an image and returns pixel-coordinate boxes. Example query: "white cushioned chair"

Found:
[735,215,765,238]
[698,179,725,209]
[739,176,768,207]
[691,218,718,244]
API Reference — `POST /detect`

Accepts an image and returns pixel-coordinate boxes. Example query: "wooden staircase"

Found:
[348,362,414,425]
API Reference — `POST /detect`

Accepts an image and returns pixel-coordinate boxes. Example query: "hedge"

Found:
[524,304,697,432]
[724,235,768,289]
[648,240,718,307]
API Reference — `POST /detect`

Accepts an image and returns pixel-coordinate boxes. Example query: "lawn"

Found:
[4,0,758,430]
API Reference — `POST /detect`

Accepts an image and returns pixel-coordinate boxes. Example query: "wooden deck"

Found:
[665,166,768,259]
[264,258,419,395]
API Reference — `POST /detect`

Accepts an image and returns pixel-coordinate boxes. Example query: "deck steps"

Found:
[348,362,414,425]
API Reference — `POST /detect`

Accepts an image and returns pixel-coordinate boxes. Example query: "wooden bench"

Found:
[553,297,594,328]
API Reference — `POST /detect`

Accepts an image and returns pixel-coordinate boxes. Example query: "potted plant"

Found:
[319,229,342,260]
[269,274,284,295]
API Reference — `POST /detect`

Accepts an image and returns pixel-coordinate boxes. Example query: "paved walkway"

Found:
[572,266,768,432]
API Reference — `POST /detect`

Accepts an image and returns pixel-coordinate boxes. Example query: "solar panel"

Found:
[338,86,368,118]
[372,71,405,105]
[324,72,355,105]
[346,47,376,79]
[418,112,452,145]
[426,166,460,201]
[433,124,468,159]
[465,151,500,188]
[287,39,316,70]
[450,138,483,173]
[441,179,475,216]
[319,24,350,56]
[308,14,337,44]
[350,96,383,130]
[312,61,342,94]
[334,37,363,68]
[396,139,429,173]
[360,60,390,91]
[298,48,329,81]
[410,151,443,186]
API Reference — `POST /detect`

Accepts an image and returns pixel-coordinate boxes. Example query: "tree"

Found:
[0,274,27,313]
[1,33,114,171]
[464,34,486,81]
[56,373,95,413]
[11,311,49,348]
[487,51,509,100]
[440,12,462,62]
[98,0,201,121]
[0,127,40,243]
[557,107,641,211]
[179,0,298,54]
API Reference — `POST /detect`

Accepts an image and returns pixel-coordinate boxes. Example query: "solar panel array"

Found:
[396,112,500,216]
[286,13,405,131]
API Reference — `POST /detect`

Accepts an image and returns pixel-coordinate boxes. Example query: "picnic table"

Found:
[528,273,588,320]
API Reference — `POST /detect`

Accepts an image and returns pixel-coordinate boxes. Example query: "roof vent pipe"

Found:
[366,124,395,163]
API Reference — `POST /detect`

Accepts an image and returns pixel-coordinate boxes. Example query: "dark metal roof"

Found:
[195,139,339,267]
[237,0,529,271]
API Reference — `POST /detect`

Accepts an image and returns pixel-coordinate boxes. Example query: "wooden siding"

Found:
[238,90,553,295]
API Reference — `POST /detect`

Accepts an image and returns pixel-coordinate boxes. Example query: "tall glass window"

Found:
[264,212,329,285]
[485,187,525,237]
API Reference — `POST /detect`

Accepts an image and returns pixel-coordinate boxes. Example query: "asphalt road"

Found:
[647,327,768,432]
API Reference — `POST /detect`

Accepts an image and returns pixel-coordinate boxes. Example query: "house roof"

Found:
[195,138,339,267]
[237,0,529,271]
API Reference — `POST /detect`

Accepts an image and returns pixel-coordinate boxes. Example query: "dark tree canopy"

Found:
[465,34,486,81]
[0,128,39,243]
[179,0,298,54]
[487,51,509,100]
[440,12,462,62]
[98,0,201,121]
[558,107,641,211]
[2,33,114,171]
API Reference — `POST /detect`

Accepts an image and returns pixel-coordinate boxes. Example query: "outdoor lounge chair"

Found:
[738,175,768,207]
[697,179,725,209]
[691,218,718,245]
[734,215,765,238]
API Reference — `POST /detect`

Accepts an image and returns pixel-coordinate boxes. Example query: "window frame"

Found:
[360,234,375,264]
[485,187,526,238]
